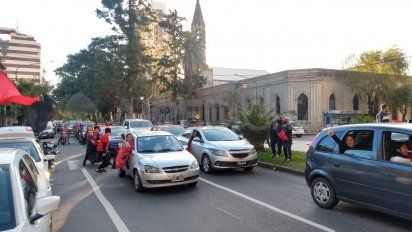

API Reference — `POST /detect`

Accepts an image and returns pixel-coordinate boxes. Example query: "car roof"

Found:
[0,126,35,139]
[137,131,173,137]
[0,148,23,164]
[108,126,125,129]
[196,126,229,130]
[0,137,35,143]
[157,125,183,128]
[125,119,151,122]
[325,123,412,131]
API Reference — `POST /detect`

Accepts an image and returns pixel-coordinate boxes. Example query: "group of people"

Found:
[269,117,293,162]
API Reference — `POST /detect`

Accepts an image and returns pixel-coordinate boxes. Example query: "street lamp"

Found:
[139,96,145,118]
[234,74,259,104]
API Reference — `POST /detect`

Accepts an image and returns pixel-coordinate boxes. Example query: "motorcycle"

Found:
[42,142,60,169]
[59,131,67,145]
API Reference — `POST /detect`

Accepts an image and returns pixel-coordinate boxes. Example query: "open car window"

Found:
[382,131,412,166]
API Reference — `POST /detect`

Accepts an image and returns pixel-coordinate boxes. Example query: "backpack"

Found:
[277,129,289,142]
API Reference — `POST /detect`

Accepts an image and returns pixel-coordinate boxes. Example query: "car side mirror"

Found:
[343,150,355,158]
[124,125,129,129]
[238,135,244,140]
[30,196,60,224]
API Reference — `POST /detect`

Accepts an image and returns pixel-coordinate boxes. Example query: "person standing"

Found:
[376,104,391,123]
[83,126,100,166]
[283,117,293,162]
[96,127,111,173]
[269,118,281,157]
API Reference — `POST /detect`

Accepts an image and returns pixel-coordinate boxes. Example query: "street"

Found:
[50,141,412,232]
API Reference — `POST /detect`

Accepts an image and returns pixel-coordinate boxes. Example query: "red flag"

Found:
[0,71,40,106]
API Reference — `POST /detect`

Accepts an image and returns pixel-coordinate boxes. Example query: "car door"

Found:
[189,130,204,161]
[329,129,383,205]
[372,130,412,217]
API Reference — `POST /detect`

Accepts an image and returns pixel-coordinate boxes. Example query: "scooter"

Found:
[42,142,60,169]
[59,131,67,145]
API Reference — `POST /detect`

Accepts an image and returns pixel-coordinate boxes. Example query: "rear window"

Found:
[0,142,40,162]
[0,164,15,231]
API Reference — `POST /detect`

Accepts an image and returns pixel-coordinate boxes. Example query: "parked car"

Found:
[0,148,60,232]
[305,123,412,220]
[123,119,153,134]
[0,126,35,139]
[118,131,199,192]
[108,126,127,157]
[153,125,185,137]
[37,121,55,139]
[0,138,54,174]
[289,121,305,138]
[184,126,257,174]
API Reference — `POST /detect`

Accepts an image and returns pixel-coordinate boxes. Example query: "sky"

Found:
[1,0,412,85]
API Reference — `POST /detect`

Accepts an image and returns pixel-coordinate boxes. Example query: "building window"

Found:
[209,107,212,122]
[353,95,359,111]
[260,97,264,105]
[247,98,252,109]
[298,93,308,120]
[216,105,220,122]
[276,95,281,114]
[202,105,205,120]
[329,93,336,110]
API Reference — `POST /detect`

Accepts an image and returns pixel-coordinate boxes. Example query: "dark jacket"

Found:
[269,120,278,140]
[284,124,293,144]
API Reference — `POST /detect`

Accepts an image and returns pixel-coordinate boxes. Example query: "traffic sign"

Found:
[195,114,201,120]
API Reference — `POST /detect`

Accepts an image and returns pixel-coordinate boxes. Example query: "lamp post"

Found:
[139,96,145,119]
[234,74,259,104]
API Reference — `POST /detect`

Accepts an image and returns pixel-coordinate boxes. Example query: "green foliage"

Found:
[238,104,273,151]
[351,115,375,124]
[16,79,52,97]
[257,149,307,172]
[343,47,410,116]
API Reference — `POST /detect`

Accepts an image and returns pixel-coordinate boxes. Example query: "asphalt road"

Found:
[50,143,412,232]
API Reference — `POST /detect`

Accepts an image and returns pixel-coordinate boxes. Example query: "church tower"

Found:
[190,0,213,87]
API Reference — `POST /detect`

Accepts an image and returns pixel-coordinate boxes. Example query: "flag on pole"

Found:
[0,71,40,106]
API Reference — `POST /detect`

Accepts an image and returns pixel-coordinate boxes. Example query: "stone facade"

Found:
[183,68,372,133]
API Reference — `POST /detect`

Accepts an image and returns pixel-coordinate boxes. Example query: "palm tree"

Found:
[183,31,206,100]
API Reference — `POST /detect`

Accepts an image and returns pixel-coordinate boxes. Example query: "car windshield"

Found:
[0,164,15,231]
[110,128,126,137]
[130,121,153,128]
[289,121,302,127]
[0,142,40,162]
[137,135,183,153]
[160,127,185,136]
[203,128,240,141]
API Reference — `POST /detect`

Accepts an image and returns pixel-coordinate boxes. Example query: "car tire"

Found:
[118,168,126,177]
[244,166,254,172]
[133,170,144,192]
[201,155,213,174]
[310,177,338,209]
[188,182,198,188]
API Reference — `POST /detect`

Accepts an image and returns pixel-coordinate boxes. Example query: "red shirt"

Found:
[97,133,109,152]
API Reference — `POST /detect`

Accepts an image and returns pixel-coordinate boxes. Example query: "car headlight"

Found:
[190,161,199,169]
[250,148,257,155]
[210,149,228,157]
[144,165,160,173]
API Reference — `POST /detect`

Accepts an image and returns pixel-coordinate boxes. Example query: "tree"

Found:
[238,104,273,151]
[343,47,409,116]
[154,10,186,123]
[96,0,157,117]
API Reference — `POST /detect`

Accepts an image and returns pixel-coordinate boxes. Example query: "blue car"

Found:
[305,123,412,220]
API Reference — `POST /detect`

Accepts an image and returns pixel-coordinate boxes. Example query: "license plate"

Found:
[238,161,247,165]
[171,175,184,182]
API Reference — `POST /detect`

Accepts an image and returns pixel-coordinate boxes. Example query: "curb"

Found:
[257,161,305,176]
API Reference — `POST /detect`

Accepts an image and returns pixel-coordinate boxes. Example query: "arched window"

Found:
[260,97,264,105]
[276,95,281,114]
[329,94,336,110]
[202,105,205,120]
[298,93,308,120]
[247,98,252,109]
[353,95,359,111]
[216,105,220,122]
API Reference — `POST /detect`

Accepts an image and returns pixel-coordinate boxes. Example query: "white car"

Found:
[0,148,60,232]
[0,127,35,139]
[289,121,305,138]
[0,138,54,175]
[118,131,199,192]
[123,119,153,135]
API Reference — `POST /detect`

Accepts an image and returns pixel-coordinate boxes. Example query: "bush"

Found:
[238,105,272,151]
[352,115,375,124]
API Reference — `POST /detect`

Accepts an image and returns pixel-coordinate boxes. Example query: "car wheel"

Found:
[133,170,144,192]
[188,182,198,188]
[244,166,254,172]
[201,155,213,174]
[310,177,338,209]
[118,168,126,177]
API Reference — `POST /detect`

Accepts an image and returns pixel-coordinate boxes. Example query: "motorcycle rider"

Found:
[83,126,100,166]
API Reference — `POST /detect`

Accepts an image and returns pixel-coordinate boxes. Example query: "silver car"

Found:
[118,131,199,192]
[123,119,153,134]
[184,126,257,174]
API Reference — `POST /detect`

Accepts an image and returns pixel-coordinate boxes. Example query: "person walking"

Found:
[283,117,293,162]
[83,126,100,166]
[96,127,111,173]
[376,104,391,123]
[269,118,281,157]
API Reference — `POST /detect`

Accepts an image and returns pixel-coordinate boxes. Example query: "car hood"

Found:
[140,151,195,168]
[208,140,253,151]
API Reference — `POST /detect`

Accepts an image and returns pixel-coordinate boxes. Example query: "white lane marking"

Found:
[54,153,84,166]
[81,168,130,232]
[199,177,334,232]
[67,160,79,171]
